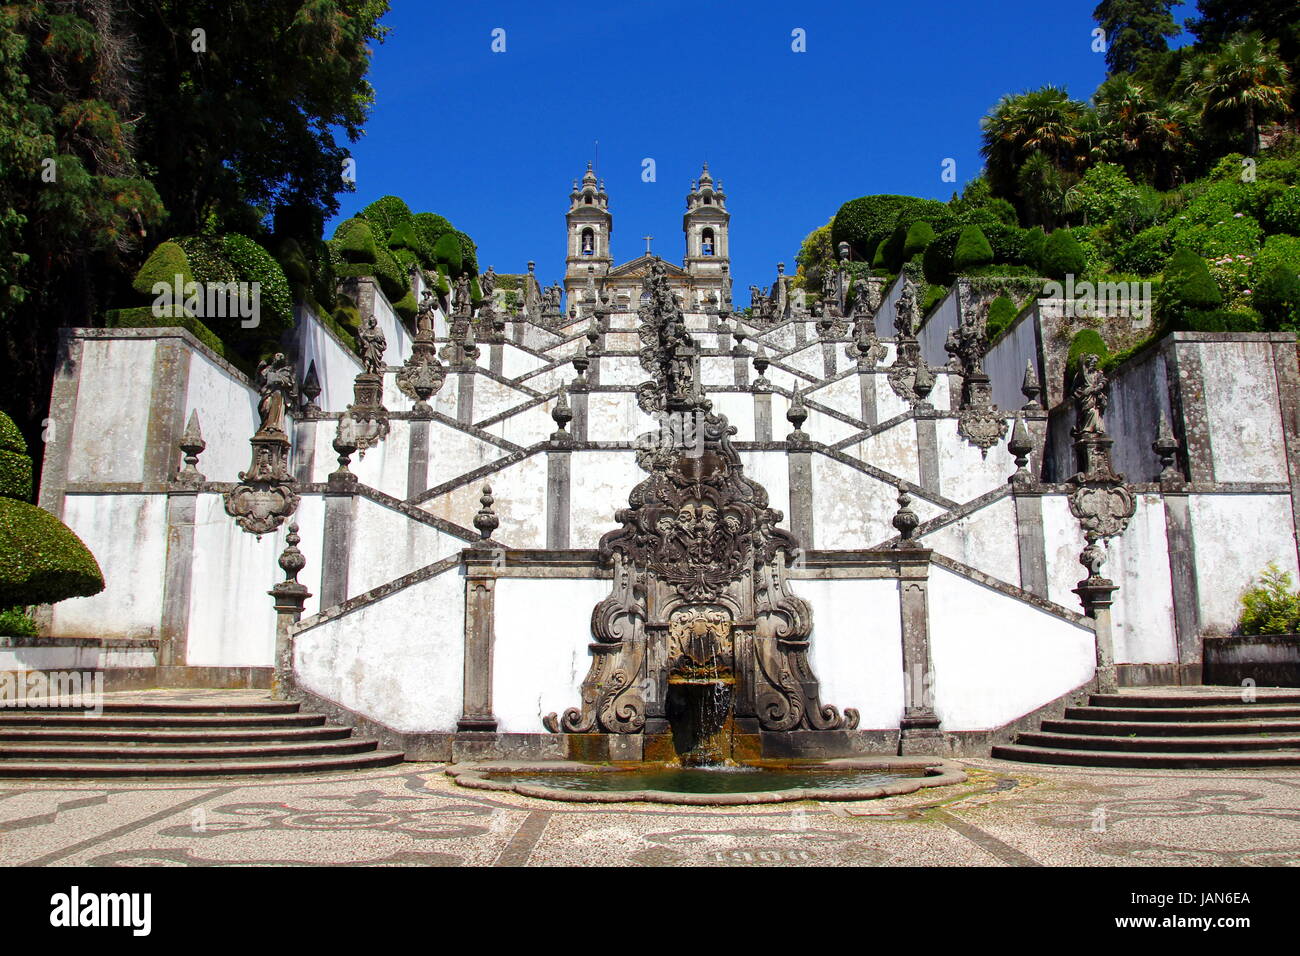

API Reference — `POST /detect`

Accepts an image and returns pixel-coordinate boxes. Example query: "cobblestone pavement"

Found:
[2,758,1298,867]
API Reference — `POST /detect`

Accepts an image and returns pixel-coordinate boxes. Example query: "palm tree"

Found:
[1094,75,1193,186]
[980,86,1089,199]
[1186,33,1293,155]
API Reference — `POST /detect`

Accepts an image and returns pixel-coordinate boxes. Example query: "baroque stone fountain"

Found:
[448,259,963,803]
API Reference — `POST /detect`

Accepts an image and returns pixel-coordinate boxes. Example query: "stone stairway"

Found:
[993,688,1300,768]
[0,691,404,777]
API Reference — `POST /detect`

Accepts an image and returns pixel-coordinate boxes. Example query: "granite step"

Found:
[1062,704,1300,722]
[0,726,351,743]
[0,695,405,777]
[1089,692,1300,708]
[1015,731,1300,753]
[1040,717,1300,736]
[991,743,1300,769]
[0,738,380,760]
[0,750,405,778]
[0,712,328,728]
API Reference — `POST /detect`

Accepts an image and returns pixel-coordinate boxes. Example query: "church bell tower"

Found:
[682,163,729,308]
[564,163,612,311]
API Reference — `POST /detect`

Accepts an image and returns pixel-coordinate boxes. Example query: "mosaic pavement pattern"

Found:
[1,760,1297,867]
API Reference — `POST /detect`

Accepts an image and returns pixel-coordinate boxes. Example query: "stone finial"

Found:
[786,386,809,442]
[752,343,771,392]
[462,322,479,364]
[733,326,747,355]
[331,411,359,485]
[1021,361,1042,410]
[1153,412,1182,483]
[572,341,590,386]
[892,486,921,547]
[301,361,322,416]
[1008,413,1035,487]
[474,485,500,541]
[551,387,573,441]
[585,317,601,347]
[277,523,306,589]
[177,410,206,487]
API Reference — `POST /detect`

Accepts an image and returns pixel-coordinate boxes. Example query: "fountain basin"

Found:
[445,757,966,805]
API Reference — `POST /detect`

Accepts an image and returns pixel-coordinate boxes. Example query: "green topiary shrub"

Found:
[982,224,1029,266]
[132,241,193,296]
[387,219,433,266]
[985,295,1018,342]
[221,234,294,341]
[922,228,961,286]
[831,195,949,263]
[433,232,463,276]
[1040,229,1087,280]
[0,411,104,608]
[953,225,994,273]
[410,212,454,256]
[361,195,413,241]
[1238,564,1300,635]
[371,244,409,303]
[275,237,311,286]
[333,303,361,336]
[393,289,418,322]
[1159,248,1223,325]
[333,217,378,263]
[456,231,479,276]
[903,221,935,259]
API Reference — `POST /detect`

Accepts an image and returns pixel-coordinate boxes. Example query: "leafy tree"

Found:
[1093,75,1193,187]
[1238,563,1300,635]
[0,3,164,457]
[980,86,1089,202]
[1185,33,1294,155]
[1016,153,1070,229]
[1093,0,1184,75]
[794,217,835,288]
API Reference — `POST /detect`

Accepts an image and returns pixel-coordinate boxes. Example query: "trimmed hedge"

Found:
[433,232,463,276]
[0,499,106,607]
[132,241,193,296]
[1159,248,1223,322]
[0,607,37,637]
[333,217,379,263]
[0,411,104,607]
[361,195,413,240]
[904,221,936,258]
[1040,229,1087,280]
[953,225,994,272]
[985,295,1018,342]
[831,195,948,263]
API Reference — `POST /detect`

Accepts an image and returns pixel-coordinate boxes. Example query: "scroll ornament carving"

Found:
[224,353,299,538]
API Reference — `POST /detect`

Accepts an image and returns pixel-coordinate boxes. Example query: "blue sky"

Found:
[331,0,1196,288]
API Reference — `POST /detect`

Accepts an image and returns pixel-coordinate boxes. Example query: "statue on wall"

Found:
[358,315,387,375]
[454,273,472,317]
[480,265,496,303]
[1073,353,1108,437]
[226,354,299,538]
[255,353,297,435]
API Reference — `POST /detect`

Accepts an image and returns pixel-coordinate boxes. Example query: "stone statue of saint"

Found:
[454,274,472,314]
[256,353,296,434]
[415,288,436,335]
[1073,353,1109,436]
[480,266,496,303]
[359,315,387,375]
[895,281,917,339]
